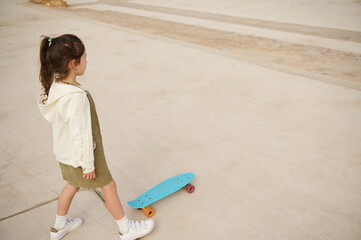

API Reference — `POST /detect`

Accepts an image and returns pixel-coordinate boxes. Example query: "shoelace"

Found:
[129,220,147,231]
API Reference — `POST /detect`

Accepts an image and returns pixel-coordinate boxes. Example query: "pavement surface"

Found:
[0,0,361,240]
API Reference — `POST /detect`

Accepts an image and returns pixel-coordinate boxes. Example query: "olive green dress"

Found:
[59,86,113,188]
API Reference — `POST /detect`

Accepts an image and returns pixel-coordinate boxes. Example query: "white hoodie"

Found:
[38,81,95,174]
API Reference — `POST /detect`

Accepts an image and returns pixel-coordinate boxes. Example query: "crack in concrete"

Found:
[0,197,59,222]
[92,188,105,202]
[0,189,89,222]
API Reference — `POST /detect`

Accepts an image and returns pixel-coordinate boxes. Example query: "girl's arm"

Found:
[59,92,95,173]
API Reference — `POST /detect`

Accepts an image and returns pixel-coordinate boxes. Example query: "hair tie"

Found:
[48,37,53,47]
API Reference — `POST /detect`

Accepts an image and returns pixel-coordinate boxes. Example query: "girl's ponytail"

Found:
[39,36,53,101]
[38,34,85,102]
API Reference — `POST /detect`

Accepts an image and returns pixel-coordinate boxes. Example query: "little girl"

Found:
[37,34,155,240]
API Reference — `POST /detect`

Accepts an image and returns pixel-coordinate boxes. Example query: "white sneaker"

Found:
[119,219,155,240]
[50,217,83,240]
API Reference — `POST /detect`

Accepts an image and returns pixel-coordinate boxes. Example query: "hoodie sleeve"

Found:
[58,92,95,174]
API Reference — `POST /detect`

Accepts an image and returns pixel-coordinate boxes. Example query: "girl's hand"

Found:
[83,170,96,180]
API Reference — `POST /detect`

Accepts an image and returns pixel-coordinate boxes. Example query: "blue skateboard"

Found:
[128,173,195,217]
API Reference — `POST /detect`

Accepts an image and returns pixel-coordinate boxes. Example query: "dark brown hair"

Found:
[39,34,85,100]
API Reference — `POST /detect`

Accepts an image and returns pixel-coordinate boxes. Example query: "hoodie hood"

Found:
[38,81,85,123]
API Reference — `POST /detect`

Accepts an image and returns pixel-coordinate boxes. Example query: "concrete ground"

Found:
[0,0,360,239]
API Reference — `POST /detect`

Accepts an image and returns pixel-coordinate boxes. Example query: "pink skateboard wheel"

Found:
[185,184,195,193]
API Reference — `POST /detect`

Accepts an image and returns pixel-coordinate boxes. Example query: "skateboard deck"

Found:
[128,173,195,217]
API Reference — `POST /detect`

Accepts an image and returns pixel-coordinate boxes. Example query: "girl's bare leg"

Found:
[101,180,125,220]
[57,182,80,216]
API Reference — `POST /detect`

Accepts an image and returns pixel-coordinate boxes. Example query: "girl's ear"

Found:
[68,59,77,70]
